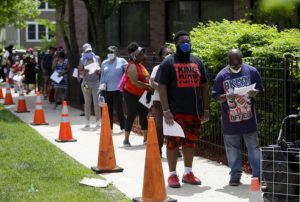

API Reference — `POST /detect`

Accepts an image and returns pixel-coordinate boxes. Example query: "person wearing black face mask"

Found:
[155,30,209,188]
[212,49,264,186]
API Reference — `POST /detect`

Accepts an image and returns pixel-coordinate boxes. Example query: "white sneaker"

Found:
[95,120,101,128]
[84,120,90,128]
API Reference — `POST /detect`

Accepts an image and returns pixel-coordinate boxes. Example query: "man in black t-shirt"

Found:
[155,30,209,188]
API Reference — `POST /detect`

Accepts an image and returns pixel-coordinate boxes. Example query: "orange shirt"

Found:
[124,61,149,96]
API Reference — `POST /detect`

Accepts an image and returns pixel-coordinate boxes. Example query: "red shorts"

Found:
[166,114,202,150]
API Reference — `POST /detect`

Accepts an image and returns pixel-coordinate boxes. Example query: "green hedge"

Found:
[190,20,300,70]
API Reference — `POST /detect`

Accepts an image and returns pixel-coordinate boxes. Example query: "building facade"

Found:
[67,0,251,55]
[0,0,56,49]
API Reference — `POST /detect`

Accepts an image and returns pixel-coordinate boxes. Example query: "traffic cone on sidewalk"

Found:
[91,103,123,173]
[0,85,4,99]
[55,101,76,142]
[4,84,14,105]
[249,177,261,202]
[133,117,176,202]
[30,92,48,125]
[15,88,30,113]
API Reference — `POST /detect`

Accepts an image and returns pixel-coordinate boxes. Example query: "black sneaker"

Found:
[229,178,242,186]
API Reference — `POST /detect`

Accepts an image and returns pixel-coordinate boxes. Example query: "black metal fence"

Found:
[136,56,300,161]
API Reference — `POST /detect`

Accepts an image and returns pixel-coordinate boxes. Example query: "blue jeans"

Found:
[223,132,260,179]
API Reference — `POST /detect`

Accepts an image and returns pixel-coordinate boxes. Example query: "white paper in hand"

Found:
[50,71,63,83]
[80,177,111,188]
[84,63,100,75]
[163,117,185,138]
[72,68,78,78]
[234,83,256,96]
[139,91,153,109]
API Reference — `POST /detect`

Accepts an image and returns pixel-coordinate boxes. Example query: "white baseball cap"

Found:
[83,43,92,52]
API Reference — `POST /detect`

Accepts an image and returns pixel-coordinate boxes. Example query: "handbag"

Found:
[118,73,127,92]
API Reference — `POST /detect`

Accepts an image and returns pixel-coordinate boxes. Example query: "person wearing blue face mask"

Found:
[79,43,101,128]
[155,30,209,188]
[99,46,128,132]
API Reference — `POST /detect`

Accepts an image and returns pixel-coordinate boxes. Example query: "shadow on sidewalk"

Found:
[167,185,211,196]
[215,184,250,199]
[119,144,146,151]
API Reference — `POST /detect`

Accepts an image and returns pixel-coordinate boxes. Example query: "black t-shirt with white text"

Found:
[155,54,208,115]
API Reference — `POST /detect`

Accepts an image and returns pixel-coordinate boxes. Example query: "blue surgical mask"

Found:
[178,43,192,53]
[83,52,93,60]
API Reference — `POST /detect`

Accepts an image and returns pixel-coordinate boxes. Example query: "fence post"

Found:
[283,56,291,139]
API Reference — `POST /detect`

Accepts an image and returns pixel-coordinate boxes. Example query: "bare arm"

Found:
[127,64,151,89]
[150,78,160,91]
[158,84,174,125]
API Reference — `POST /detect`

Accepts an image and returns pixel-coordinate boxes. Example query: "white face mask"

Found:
[107,53,115,60]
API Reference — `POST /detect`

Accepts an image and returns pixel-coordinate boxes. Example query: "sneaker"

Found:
[123,140,131,147]
[143,139,147,145]
[168,174,181,188]
[80,112,85,116]
[84,121,90,128]
[95,121,101,128]
[182,172,201,185]
[229,178,242,186]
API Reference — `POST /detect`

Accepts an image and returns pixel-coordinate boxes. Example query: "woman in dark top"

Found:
[24,54,36,94]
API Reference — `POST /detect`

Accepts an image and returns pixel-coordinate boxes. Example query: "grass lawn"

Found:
[0,106,130,202]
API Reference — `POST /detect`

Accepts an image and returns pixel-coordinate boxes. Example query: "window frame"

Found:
[26,21,56,42]
[38,0,56,11]
[104,1,150,47]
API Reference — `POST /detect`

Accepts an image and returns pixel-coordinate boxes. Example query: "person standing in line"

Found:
[150,45,173,156]
[155,31,209,188]
[52,51,69,109]
[99,46,127,132]
[41,47,55,99]
[212,49,263,186]
[122,42,151,146]
[79,43,101,128]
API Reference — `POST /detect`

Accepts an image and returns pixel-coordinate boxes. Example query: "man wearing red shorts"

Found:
[155,30,209,188]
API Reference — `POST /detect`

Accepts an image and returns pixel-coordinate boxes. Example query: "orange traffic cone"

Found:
[15,88,30,113]
[55,101,76,142]
[91,103,123,173]
[30,92,48,125]
[0,85,3,99]
[4,84,14,105]
[249,177,261,202]
[133,117,176,202]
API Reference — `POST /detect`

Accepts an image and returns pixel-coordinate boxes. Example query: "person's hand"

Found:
[163,110,174,125]
[248,90,258,98]
[95,69,100,74]
[84,69,89,75]
[201,110,209,124]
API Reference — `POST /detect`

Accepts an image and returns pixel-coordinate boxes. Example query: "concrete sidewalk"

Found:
[2,89,258,202]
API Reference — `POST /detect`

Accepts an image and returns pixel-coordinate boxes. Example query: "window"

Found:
[166,1,200,42]
[38,0,55,11]
[166,0,233,42]
[200,0,233,22]
[27,24,36,40]
[105,2,150,47]
[26,22,55,42]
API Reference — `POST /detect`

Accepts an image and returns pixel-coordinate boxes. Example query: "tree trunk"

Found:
[67,0,80,66]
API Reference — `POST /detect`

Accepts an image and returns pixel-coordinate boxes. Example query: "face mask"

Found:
[178,43,192,53]
[107,53,115,60]
[84,52,93,60]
